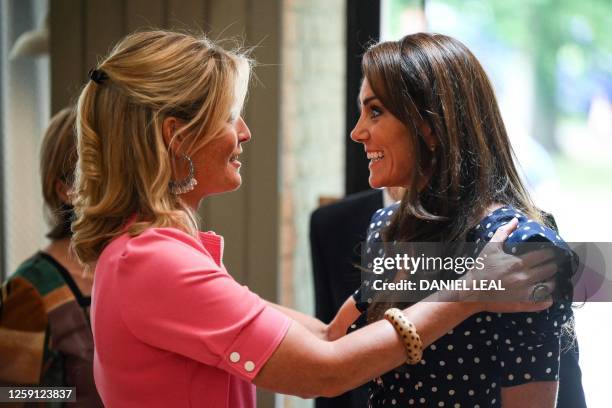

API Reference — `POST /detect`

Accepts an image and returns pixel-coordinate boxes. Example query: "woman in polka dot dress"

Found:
[342,33,575,407]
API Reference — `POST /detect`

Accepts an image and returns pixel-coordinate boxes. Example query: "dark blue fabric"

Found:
[350,205,576,407]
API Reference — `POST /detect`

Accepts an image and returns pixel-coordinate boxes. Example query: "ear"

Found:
[420,123,437,152]
[55,180,71,205]
[162,116,184,153]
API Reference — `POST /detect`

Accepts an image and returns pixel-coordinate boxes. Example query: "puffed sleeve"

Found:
[496,220,575,386]
[116,228,291,381]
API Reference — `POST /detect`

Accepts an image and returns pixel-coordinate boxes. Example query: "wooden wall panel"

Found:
[166,0,206,31]
[50,0,84,112]
[84,0,125,70]
[125,0,165,32]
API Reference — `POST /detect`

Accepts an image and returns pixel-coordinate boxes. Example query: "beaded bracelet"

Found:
[384,308,423,365]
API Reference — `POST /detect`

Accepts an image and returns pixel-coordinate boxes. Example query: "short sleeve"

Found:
[117,228,291,381]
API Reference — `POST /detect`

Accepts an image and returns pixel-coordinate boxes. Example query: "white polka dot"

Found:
[447,344,454,351]
[486,223,491,228]
[492,382,496,388]
[458,357,464,364]
[547,352,553,358]
[376,221,382,226]
[516,357,522,363]
[480,373,486,380]
[531,356,536,363]
[447,374,453,380]
[508,374,514,380]
[432,386,438,392]
[468,390,474,396]
[524,373,532,380]
[405,373,410,379]
[454,404,460,408]
[370,223,375,228]
[430,344,437,350]
[395,373,400,379]
[463,374,469,381]
[486,340,492,346]
[493,334,499,340]
[388,210,394,216]
[474,357,480,363]
[409,399,414,405]
[492,399,497,404]
[524,226,530,230]
[420,398,426,403]
[467,344,473,350]
[491,355,497,361]
[399,387,404,394]
[488,232,494,238]
[391,399,396,405]
[476,317,482,323]
[438,402,445,407]
[486,315,492,322]
[439,360,446,366]
[449,389,455,396]
[464,330,471,336]
[526,317,533,324]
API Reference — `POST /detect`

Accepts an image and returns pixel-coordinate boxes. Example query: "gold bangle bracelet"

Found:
[384,308,423,365]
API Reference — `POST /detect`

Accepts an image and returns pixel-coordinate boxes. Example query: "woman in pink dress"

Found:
[71,30,557,407]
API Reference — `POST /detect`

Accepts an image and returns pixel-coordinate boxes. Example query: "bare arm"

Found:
[502,382,558,408]
[253,300,481,398]
[265,301,329,340]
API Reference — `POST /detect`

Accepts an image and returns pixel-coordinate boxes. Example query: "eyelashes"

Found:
[368,104,383,119]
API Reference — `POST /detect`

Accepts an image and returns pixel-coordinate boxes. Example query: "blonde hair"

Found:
[72,30,251,264]
[40,107,78,239]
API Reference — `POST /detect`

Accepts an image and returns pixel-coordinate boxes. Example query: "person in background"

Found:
[0,108,103,407]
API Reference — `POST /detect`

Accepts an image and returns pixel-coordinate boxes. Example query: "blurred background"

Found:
[1,0,610,407]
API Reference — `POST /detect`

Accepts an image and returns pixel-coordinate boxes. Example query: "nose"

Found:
[236,116,251,143]
[350,115,368,143]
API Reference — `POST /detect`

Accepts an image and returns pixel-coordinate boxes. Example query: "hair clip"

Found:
[88,68,108,84]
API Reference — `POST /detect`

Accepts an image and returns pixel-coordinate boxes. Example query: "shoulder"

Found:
[101,227,221,281]
[11,253,66,296]
[366,202,400,242]
[472,206,565,246]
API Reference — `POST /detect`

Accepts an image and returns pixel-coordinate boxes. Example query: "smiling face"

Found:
[351,79,414,188]
[188,115,251,201]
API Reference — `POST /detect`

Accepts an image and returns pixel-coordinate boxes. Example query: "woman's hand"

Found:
[460,218,557,313]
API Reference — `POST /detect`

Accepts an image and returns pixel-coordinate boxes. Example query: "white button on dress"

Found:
[244,361,255,372]
[229,352,241,363]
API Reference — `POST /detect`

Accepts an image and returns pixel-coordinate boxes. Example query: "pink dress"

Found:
[91,227,291,407]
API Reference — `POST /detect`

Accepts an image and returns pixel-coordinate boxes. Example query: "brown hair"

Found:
[362,33,545,320]
[362,33,544,244]
[71,30,251,264]
[40,107,78,240]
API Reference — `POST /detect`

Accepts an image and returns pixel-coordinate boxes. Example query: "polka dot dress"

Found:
[350,205,573,407]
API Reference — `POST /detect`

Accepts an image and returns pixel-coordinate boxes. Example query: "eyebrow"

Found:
[357,95,380,109]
